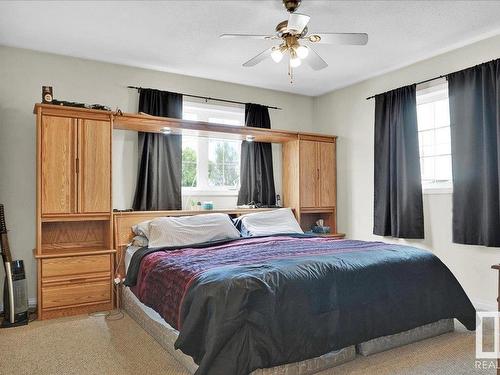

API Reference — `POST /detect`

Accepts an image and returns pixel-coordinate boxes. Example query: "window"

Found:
[416,81,452,191]
[182,100,244,193]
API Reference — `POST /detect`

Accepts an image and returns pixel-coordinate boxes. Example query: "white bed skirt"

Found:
[122,286,356,375]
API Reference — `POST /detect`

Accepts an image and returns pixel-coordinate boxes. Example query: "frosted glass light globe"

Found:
[271,49,283,63]
[296,45,309,59]
[290,56,302,68]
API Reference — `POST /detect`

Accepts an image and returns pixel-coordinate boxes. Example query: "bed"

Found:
[114,210,476,375]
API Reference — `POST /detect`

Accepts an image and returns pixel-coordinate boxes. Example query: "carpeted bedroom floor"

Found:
[0,312,494,375]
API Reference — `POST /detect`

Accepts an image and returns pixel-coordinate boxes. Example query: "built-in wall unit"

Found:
[35,105,115,319]
[33,102,342,316]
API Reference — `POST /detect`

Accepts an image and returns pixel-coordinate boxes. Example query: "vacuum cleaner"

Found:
[1,204,28,327]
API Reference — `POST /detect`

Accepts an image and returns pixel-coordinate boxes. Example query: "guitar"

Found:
[0,204,12,263]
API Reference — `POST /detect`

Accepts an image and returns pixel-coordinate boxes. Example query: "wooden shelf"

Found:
[113,207,278,218]
[114,113,299,143]
[300,207,335,214]
[34,248,116,259]
[39,220,112,256]
[42,214,111,222]
[299,210,337,233]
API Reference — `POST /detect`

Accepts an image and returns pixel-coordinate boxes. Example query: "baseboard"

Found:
[0,298,37,313]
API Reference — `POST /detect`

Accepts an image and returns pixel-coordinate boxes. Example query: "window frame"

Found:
[181,99,244,195]
[416,80,453,195]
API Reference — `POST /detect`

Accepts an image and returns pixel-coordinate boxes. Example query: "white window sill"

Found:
[182,189,239,197]
[422,186,453,195]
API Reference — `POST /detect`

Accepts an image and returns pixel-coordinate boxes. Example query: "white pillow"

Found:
[132,220,152,239]
[239,208,303,236]
[148,213,240,248]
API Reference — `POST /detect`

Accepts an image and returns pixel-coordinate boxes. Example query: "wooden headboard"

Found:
[113,208,279,276]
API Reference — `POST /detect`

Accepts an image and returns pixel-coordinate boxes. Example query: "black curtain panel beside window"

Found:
[448,59,500,247]
[132,89,183,211]
[373,84,425,239]
[237,103,276,206]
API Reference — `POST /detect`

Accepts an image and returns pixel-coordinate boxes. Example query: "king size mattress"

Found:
[125,235,476,375]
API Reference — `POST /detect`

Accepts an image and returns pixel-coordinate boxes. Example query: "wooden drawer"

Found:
[42,280,111,309]
[42,254,110,279]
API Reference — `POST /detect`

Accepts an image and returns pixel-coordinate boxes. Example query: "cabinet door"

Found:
[299,140,318,208]
[41,116,76,215]
[318,141,336,207]
[78,119,111,213]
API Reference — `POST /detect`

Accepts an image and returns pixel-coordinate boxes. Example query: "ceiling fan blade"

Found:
[287,13,310,34]
[304,47,328,71]
[242,48,273,67]
[220,34,278,40]
[308,33,368,45]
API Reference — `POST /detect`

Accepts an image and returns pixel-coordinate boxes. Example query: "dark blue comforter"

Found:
[126,236,476,375]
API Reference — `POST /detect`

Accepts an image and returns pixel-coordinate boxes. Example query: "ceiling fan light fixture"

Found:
[290,55,302,68]
[271,48,284,63]
[296,45,309,59]
[221,0,368,82]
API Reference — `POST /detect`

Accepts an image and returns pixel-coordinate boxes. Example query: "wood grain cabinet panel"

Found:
[318,142,336,208]
[42,280,111,309]
[78,119,111,213]
[299,140,319,208]
[42,254,110,278]
[41,116,76,215]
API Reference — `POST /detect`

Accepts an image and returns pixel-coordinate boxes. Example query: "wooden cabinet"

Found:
[41,254,111,278]
[41,116,77,215]
[78,119,111,213]
[41,254,112,311]
[299,140,319,208]
[35,104,114,320]
[318,141,336,208]
[283,135,339,234]
[296,138,336,209]
[40,115,111,216]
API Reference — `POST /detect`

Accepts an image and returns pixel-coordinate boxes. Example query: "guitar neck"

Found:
[1,234,12,263]
[0,204,12,263]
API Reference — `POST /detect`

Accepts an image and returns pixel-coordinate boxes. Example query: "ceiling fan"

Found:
[220,0,368,82]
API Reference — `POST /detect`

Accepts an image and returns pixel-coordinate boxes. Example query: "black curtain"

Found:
[237,103,276,206]
[132,89,183,211]
[448,59,500,247]
[373,84,424,238]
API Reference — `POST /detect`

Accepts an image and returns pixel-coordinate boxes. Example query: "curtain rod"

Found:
[366,58,500,100]
[365,75,447,100]
[127,86,282,110]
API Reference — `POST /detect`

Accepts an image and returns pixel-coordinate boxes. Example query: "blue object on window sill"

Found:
[202,202,214,210]
[312,226,331,234]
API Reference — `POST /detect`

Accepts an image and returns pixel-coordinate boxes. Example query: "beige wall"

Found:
[313,33,500,311]
[0,46,314,303]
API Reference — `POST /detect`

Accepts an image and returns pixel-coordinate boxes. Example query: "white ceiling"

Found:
[1,1,500,96]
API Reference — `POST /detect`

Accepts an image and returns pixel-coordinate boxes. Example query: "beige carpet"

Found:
[0,313,494,375]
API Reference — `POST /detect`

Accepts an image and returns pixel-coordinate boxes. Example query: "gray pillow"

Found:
[132,220,151,239]
[131,235,148,247]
